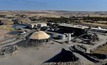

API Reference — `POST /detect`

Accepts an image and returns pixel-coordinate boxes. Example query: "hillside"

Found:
[1,10,107,17]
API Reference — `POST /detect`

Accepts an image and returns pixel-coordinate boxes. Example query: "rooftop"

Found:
[59,23,89,29]
[29,31,50,40]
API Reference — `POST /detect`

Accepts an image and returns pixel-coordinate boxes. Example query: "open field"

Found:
[0,25,14,31]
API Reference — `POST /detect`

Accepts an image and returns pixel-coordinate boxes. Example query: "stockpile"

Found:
[43,49,79,65]
[43,61,83,65]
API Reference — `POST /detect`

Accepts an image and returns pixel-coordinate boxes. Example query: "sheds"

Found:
[26,23,47,28]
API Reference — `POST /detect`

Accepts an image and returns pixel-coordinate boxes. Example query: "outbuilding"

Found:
[27,31,50,46]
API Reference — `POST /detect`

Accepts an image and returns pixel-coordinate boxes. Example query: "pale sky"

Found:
[0,0,106,11]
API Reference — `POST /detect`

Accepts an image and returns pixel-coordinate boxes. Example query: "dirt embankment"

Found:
[0,25,17,41]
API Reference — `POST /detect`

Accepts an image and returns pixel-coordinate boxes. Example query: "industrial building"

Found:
[57,23,89,36]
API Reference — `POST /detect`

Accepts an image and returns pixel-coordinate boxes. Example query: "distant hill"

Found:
[0,10,107,17]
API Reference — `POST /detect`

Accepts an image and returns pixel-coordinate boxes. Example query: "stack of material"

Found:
[44,49,79,63]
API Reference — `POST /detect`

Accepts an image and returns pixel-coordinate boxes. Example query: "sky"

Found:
[0,0,107,11]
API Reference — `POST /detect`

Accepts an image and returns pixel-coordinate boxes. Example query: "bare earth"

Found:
[0,43,69,65]
[0,30,17,41]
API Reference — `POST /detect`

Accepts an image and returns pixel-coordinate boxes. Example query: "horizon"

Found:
[0,0,107,11]
[1,10,107,12]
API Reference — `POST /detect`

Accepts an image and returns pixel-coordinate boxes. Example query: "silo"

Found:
[68,33,71,44]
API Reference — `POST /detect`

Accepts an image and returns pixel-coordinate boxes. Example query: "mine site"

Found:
[1,0,107,65]
[0,11,106,65]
